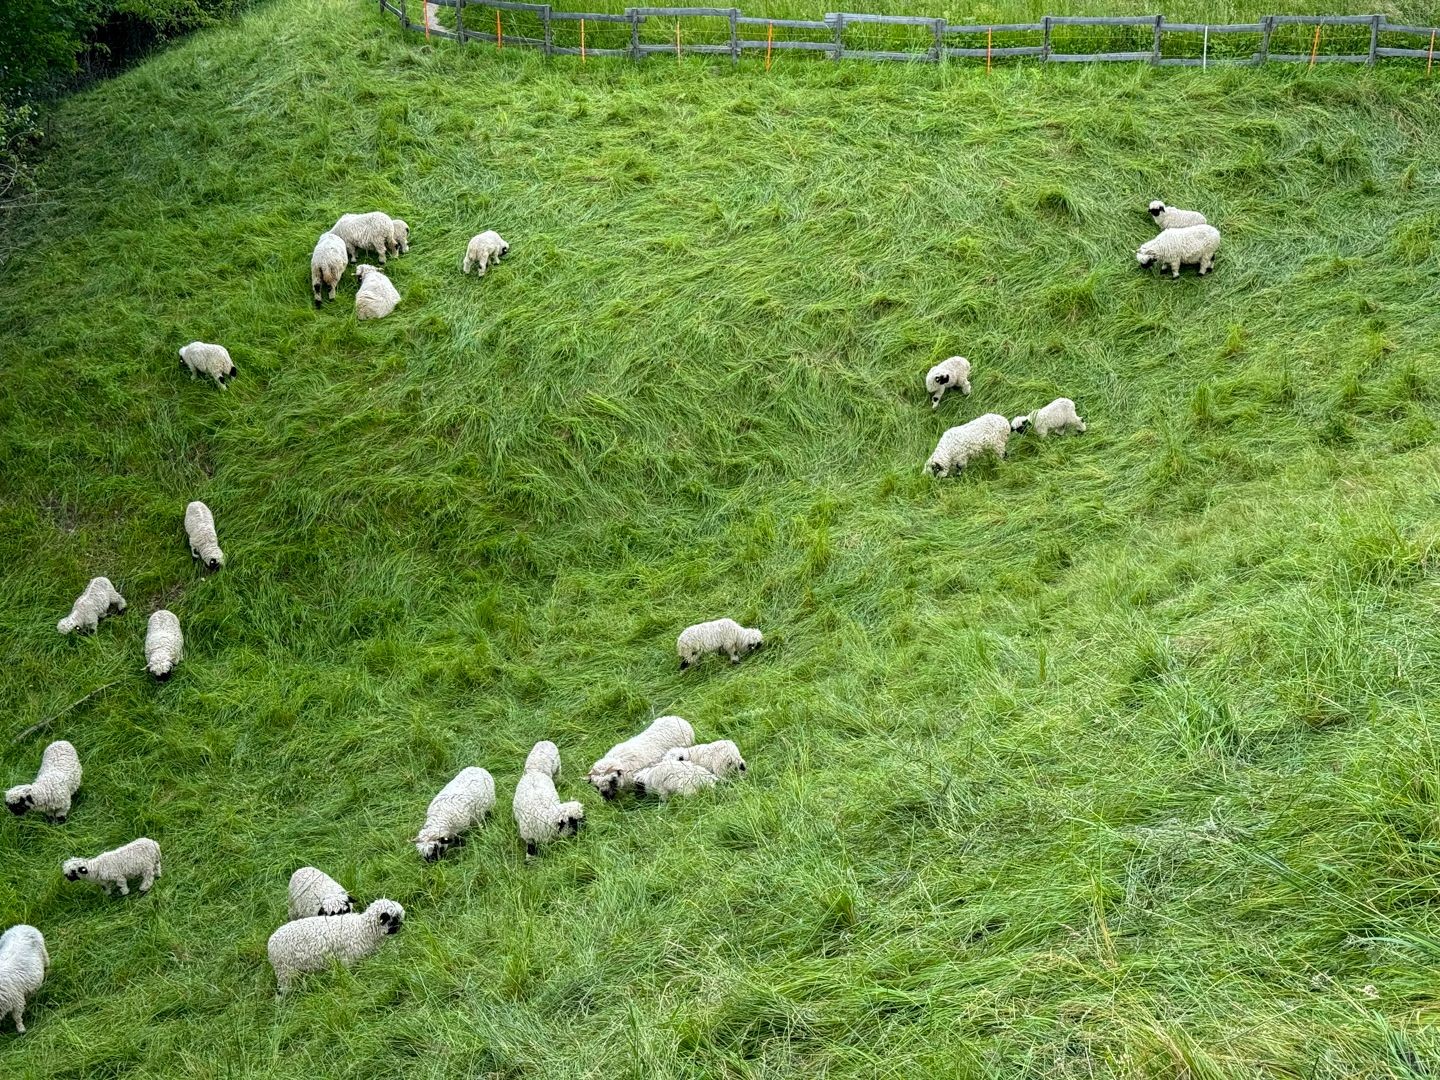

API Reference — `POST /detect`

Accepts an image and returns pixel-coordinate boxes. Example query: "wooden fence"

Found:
[381,0,1440,69]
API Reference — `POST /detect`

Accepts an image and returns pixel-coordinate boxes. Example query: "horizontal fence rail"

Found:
[396,2,1440,69]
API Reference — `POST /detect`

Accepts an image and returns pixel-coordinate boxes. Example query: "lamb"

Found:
[925,413,1010,478]
[664,739,746,779]
[925,356,972,409]
[6,740,82,823]
[513,741,584,858]
[1136,224,1221,279]
[1011,397,1086,438]
[677,618,764,670]
[354,264,400,321]
[311,231,348,306]
[56,576,125,634]
[145,610,183,681]
[0,925,48,1034]
[178,342,237,389]
[331,212,405,264]
[184,500,224,572]
[266,898,404,996]
[1148,200,1207,230]
[62,837,162,896]
[587,715,695,800]
[412,767,495,862]
[633,759,718,801]
[462,230,509,277]
[287,867,353,920]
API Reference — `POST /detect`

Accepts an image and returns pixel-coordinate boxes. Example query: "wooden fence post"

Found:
[729,9,739,64]
[1151,14,1163,64]
[1367,13,1379,65]
[456,0,465,39]
[832,13,845,61]
[931,18,945,62]
[1041,15,1052,61]
[1257,15,1274,65]
[543,5,553,55]
[629,9,641,59]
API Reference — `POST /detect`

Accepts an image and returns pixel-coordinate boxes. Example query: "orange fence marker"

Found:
[1428,28,1436,74]
[424,0,430,39]
[1308,24,1320,67]
[766,20,773,69]
[580,17,586,62]
[986,26,992,72]
[676,19,682,59]
[497,8,503,48]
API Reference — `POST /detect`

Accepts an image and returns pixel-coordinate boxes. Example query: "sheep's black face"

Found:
[929,462,944,477]
[153,670,172,683]
[1012,418,1032,434]
[748,640,761,653]
[7,795,31,816]
[501,246,510,256]
[1149,206,1162,217]
[592,773,621,800]
[1137,252,1156,268]
[206,558,221,572]
[935,373,949,385]
[738,763,747,774]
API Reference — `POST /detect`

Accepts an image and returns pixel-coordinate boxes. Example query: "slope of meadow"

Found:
[1,2,1439,1076]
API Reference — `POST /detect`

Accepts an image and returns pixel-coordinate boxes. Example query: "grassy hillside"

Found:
[2,1,1440,1076]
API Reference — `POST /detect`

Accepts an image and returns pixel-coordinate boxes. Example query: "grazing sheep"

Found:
[633,759,718,801]
[413,767,495,862]
[1011,398,1086,438]
[56,576,125,635]
[145,610,183,682]
[0,925,48,1035]
[184,500,225,572]
[331,212,402,265]
[513,741,584,858]
[587,715,695,800]
[62,837,162,896]
[178,342,236,389]
[287,867,353,920]
[925,413,1010,478]
[354,264,400,321]
[462,231,509,277]
[6,741,82,823]
[677,618,764,671]
[664,739,746,779]
[925,356,972,409]
[267,899,404,996]
[311,231,348,306]
[1136,224,1221,279]
[1148,201,1207,230]
[391,219,410,256]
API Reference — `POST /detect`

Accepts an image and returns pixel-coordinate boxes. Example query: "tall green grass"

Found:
[1,1,1440,1076]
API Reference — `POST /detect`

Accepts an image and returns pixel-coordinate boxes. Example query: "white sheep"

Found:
[56,576,125,635]
[925,413,1010,478]
[1011,397,1086,438]
[0,925,48,1035]
[311,231,348,306]
[925,356,972,409]
[1136,224,1221,279]
[331,212,403,264]
[664,739,746,779]
[1148,200,1207,230]
[62,837,162,896]
[354,264,400,321]
[513,741,584,858]
[287,867,353,920]
[267,899,404,996]
[184,500,225,572]
[587,715,696,800]
[413,767,495,862]
[145,610,183,682]
[178,342,236,389]
[677,618,764,671]
[6,740,83,823]
[462,230,509,277]
[633,759,718,801]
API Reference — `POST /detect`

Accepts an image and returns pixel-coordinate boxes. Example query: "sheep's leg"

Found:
[139,872,154,893]
[960,379,972,395]
[116,878,129,896]
[11,1007,24,1034]
[462,255,474,274]
[730,652,740,663]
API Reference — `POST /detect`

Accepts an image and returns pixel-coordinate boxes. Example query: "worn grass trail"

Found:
[1,1,1440,1076]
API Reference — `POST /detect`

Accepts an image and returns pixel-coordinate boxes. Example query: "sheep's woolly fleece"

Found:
[57,576,125,635]
[633,759,718,800]
[266,899,404,995]
[354,264,401,321]
[331,212,403,264]
[6,740,83,822]
[513,740,585,857]
[62,837,162,896]
[178,342,236,389]
[145,610,183,681]
[287,867,354,920]
[664,740,746,779]
[1148,200,1208,230]
[184,500,224,572]
[926,413,1011,478]
[588,715,696,800]
[311,231,348,305]
[1136,223,1222,278]
[0,924,49,1034]
[1011,397,1087,438]
[925,356,972,409]
[676,618,764,669]
[462,230,509,276]
[413,767,495,861]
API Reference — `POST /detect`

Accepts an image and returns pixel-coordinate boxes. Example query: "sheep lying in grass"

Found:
[1011,398,1086,438]
[331,212,404,264]
[677,618,764,670]
[925,356,972,409]
[267,899,404,996]
[184,500,224,572]
[1148,201,1207,230]
[354,264,400,321]
[287,867,353,920]
[6,741,82,823]
[145,610,183,681]
[1136,224,1221,279]
[588,715,695,800]
[664,739,746,779]
[413,767,495,862]
[462,231,509,277]
[57,576,125,635]
[513,741,584,858]
[633,759,717,801]
[926,413,1010,478]
[62,837,161,896]
[179,342,236,389]
[0,925,48,1034]
[311,231,348,306]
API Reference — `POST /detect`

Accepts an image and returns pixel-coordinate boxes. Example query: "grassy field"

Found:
[3,0,1440,1075]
